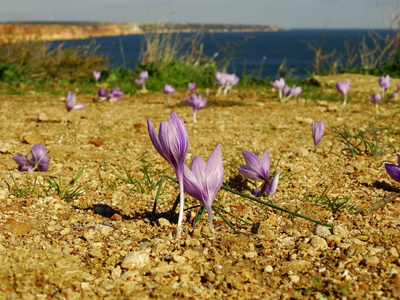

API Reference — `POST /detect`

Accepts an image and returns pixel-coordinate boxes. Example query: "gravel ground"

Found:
[1,73,400,299]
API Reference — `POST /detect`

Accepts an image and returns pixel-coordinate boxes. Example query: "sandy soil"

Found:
[1,73,400,299]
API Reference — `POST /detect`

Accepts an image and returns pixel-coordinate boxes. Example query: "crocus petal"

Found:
[385,163,400,183]
[13,154,31,167]
[72,104,85,110]
[238,150,269,180]
[147,118,167,161]
[183,165,204,203]
[65,91,76,112]
[312,121,324,149]
[205,144,224,203]
[266,171,280,197]
[30,143,48,163]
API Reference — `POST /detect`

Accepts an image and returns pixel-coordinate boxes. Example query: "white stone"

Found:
[121,251,151,270]
[311,236,328,249]
[314,225,331,238]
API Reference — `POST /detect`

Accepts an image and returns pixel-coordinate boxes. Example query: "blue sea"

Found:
[51,29,388,79]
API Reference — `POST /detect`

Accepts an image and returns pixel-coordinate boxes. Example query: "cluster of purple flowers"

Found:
[97,87,124,102]
[215,72,239,95]
[270,78,302,102]
[147,111,280,233]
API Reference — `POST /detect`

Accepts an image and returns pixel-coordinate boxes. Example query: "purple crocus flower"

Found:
[185,93,207,123]
[215,72,227,87]
[237,150,280,198]
[183,144,224,232]
[385,154,400,183]
[282,85,292,97]
[379,75,391,97]
[270,78,286,101]
[135,71,149,93]
[291,85,302,98]
[13,143,50,173]
[97,87,108,101]
[188,82,196,92]
[163,84,175,104]
[135,78,146,87]
[312,120,324,150]
[108,88,123,101]
[139,71,149,80]
[147,111,189,236]
[336,80,351,107]
[65,91,85,112]
[368,93,382,114]
[93,71,101,82]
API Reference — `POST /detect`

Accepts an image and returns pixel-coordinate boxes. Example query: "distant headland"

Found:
[0,21,288,42]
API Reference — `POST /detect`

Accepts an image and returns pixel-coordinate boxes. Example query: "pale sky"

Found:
[0,0,398,29]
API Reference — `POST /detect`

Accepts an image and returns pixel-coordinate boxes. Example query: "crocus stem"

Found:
[279,89,282,101]
[221,185,333,228]
[205,204,215,233]
[342,95,347,107]
[375,104,379,114]
[176,174,184,237]
[193,111,197,123]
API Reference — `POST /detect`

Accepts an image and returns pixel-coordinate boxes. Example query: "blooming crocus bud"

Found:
[312,120,324,150]
[93,71,101,81]
[379,75,391,92]
[185,93,207,123]
[66,91,85,112]
[336,80,351,96]
[13,143,50,173]
[291,85,302,98]
[139,71,149,80]
[188,82,196,92]
[336,80,351,107]
[147,111,189,235]
[183,144,224,232]
[368,93,382,105]
[237,150,280,198]
[385,154,400,183]
[282,85,292,97]
[270,78,285,91]
[108,88,123,100]
[97,87,108,101]
[369,93,382,114]
[270,78,286,101]
[163,84,175,95]
[135,78,146,87]
[215,72,227,87]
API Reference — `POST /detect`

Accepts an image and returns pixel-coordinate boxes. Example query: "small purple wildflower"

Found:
[188,82,196,92]
[97,87,108,101]
[163,84,175,104]
[270,78,286,101]
[66,91,85,112]
[93,71,101,82]
[379,75,391,97]
[183,144,224,232]
[368,93,382,114]
[185,93,207,123]
[336,80,351,107]
[237,150,280,198]
[385,154,400,183]
[108,88,123,101]
[13,143,50,173]
[312,120,324,150]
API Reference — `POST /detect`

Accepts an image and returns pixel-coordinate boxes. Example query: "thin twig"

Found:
[361,192,398,215]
